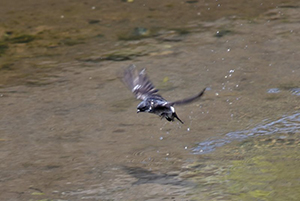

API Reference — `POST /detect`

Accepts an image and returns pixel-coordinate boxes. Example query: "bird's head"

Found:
[137,101,149,113]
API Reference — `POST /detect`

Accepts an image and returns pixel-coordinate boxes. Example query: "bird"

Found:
[122,64,206,124]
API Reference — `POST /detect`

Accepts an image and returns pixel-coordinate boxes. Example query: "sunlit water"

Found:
[193,112,300,154]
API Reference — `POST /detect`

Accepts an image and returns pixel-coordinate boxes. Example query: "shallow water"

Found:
[182,132,300,201]
[193,112,300,154]
[0,1,300,201]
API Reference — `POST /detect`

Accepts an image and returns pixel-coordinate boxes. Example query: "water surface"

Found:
[0,0,300,200]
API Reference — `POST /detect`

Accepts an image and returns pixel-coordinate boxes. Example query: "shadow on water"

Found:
[193,112,300,154]
[122,166,193,186]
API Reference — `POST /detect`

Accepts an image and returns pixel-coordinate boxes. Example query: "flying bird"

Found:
[122,65,206,124]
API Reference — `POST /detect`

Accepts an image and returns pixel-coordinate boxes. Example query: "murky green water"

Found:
[185,113,300,200]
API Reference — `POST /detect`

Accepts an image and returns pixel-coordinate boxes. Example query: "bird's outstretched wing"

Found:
[122,64,163,100]
[167,88,206,106]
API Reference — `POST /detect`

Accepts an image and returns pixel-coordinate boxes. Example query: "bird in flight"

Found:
[122,65,206,124]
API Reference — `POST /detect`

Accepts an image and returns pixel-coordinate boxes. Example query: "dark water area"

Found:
[0,0,300,200]
[0,0,296,86]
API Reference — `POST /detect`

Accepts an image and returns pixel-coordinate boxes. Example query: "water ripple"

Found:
[192,112,300,154]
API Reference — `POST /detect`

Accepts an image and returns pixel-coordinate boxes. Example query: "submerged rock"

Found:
[118,27,151,41]
[8,34,36,44]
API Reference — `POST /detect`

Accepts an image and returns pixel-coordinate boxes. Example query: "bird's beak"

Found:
[137,109,140,113]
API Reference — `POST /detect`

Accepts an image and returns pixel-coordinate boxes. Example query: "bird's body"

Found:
[137,97,182,123]
[122,65,205,124]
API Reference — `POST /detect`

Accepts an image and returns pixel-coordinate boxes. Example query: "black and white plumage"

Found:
[122,64,206,124]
